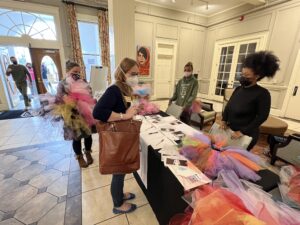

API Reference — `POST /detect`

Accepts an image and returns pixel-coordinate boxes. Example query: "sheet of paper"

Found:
[168,165,211,190]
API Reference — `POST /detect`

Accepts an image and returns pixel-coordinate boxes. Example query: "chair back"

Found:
[166,103,184,119]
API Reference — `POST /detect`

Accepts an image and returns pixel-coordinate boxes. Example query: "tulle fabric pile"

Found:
[132,84,159,115]
[40,77,96,140]
[179,133,264,181]
[279,165,300,209]
[170,170,300,225]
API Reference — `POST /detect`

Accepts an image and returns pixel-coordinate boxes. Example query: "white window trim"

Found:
[77,14,98,24]
[0,0,66,81]
[208,32,269,102]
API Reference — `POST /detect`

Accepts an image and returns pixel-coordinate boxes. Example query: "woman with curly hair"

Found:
[221,51,280,150]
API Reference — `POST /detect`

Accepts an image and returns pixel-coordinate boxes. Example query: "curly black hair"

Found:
[242,51,280,81]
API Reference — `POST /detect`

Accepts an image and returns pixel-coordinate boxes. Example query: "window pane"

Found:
[221,47,227,55]
[78,21,100,55]
[238,54,246,63]
[225,55,232,63]
[83,54,101,82]
[248,43,257,53]
[239,44,247,54]
[0,8,57,40]
[228,46,234,54]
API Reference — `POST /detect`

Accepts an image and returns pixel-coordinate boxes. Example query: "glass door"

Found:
[210,38,261,101]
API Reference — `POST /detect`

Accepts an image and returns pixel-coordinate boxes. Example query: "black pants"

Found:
[180,109,191,125]
[72,135,92,155]
[246,131,259,151]
[111,174,125,207]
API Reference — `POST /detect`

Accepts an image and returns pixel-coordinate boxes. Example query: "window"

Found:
[0,8,56,40]
[210,33,267,101]
[78,21,101,81]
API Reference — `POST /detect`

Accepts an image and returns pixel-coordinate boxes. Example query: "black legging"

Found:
[72,135,92,155]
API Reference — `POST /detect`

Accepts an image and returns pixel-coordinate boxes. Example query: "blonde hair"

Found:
[115,58,138,82]
[114,57,138,96]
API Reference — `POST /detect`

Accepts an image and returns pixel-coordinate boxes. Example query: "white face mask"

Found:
[184,72,192,77]
[126,76,139,87]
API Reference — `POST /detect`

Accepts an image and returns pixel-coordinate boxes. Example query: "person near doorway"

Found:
[221,51,280,151]
[41,63,54,94]
[6,56,32,110]
[93,57,139,214]
[169,62,198,124]
[26,63,38,96]
[57,61,96,168]
[40,61,96,168]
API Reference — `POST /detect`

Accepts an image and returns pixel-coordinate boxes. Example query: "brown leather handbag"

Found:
[96,119,142,174]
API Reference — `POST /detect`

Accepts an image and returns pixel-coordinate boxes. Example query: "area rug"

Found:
[0,110,35,120]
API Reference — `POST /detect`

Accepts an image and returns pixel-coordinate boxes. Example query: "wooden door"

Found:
[29,48,63,94]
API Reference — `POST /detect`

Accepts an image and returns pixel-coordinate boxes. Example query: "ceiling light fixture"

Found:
[191,0,209,10]
[172,0,176,3]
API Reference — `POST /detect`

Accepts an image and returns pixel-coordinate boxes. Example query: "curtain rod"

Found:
[62,0,108,11]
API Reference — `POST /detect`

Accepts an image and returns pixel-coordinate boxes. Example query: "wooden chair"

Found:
[190,102,217,130]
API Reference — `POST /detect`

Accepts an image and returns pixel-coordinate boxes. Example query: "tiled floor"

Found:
[0,141,82,225]
[0,99,299,225]
[0,116,158,225]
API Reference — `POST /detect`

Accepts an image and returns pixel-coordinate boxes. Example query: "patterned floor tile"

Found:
[65,194,81,225]
[47,175,68,197]
[13,164,45,182]
[0,218,24,225]
[38,153,65,166]
[14,192,57,224]
[52,158,71,172]
[0,185,38,212]
[29,169,62,189]
[0,178,20,199]
[37,202,65,225]
[0,159,31,176]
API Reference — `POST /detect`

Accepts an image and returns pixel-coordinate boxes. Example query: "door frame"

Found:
[208,32,268,102]
[29,48,63,94]
[282,49,300,119]
[153,38,178,99]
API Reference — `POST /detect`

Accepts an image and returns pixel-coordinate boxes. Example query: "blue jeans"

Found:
[111,174,126,207]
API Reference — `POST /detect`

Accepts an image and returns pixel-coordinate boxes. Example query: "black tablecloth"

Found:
[134,112,280,225]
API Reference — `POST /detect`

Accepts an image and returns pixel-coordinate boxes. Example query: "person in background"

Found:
[55,61,95,168]
[6,56,32,110]
[221,51,280,151]
[41,63,54,94]
[26,63,38,96]
[169,62,198,124]
[93,57,139,214]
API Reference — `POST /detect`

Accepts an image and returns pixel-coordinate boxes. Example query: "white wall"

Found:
[201,0,300,115]
[135,3,206,93]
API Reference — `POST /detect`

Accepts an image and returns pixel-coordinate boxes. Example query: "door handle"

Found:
[293,86,298,96]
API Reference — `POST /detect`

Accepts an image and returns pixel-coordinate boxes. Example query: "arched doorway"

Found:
[29,48,63,94]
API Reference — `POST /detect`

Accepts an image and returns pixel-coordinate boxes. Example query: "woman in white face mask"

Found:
[169,62,199,124]
[93,57,139,214]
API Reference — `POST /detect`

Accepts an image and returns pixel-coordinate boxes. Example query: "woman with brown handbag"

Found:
[93,58,139,214]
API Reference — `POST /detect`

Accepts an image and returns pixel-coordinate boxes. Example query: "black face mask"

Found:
[71,73,81,81]
[239,76,252,87]
[12,61,18,65]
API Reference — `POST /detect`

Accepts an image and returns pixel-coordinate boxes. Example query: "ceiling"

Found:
[137,0,266,16]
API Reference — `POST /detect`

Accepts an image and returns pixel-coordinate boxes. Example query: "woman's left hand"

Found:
[231,131,243,139]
